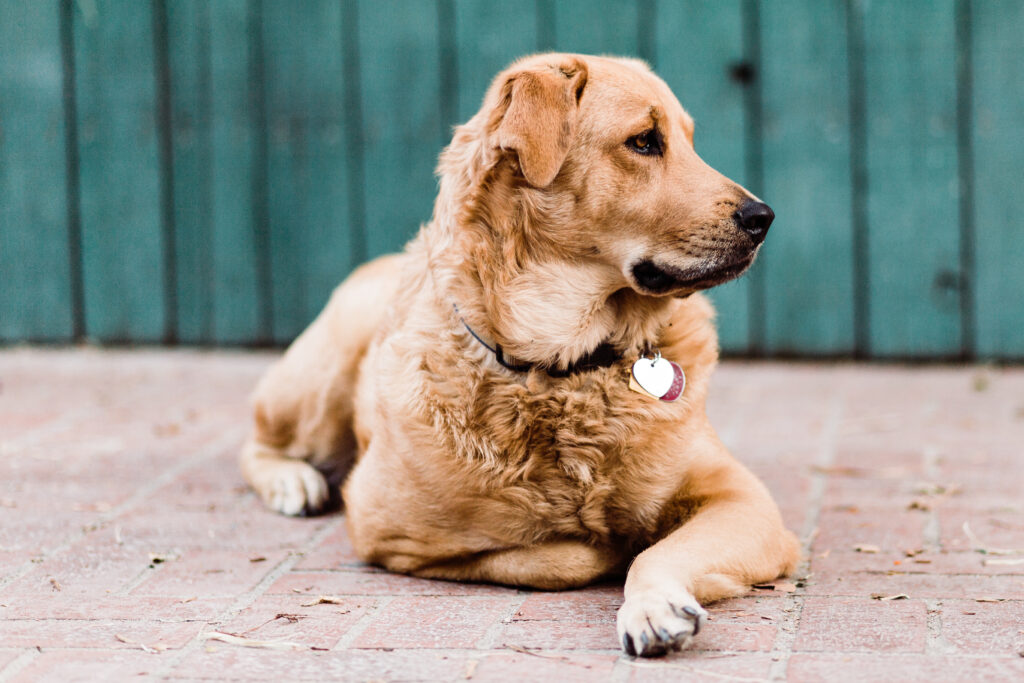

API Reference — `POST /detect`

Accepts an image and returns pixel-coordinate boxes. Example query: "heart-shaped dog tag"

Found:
[631,357,675,398]
[630,356,685,402]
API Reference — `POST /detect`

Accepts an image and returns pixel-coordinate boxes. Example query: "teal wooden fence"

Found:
[2,0,1022,359]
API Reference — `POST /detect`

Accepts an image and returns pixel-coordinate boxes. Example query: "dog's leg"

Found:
[241,254,407,516]
[616,436,800,656]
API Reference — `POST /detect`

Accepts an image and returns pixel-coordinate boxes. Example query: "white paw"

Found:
[616,589,707,657]
[260,461,329,516]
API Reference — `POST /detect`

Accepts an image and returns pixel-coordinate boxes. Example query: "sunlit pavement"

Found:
[1,349,1022,681]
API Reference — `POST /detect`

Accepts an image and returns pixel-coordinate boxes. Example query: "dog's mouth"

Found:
[629,255,754,296]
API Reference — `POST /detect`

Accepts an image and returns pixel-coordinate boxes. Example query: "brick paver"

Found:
[1,348,1023,681]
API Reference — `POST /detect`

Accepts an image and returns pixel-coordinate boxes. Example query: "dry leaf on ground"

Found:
[300,595,346,606]
[982,558,1024,566]
[871,593,909,601]
[115,634,167,654]
[201,631,305,651]
[964,522,1024,555]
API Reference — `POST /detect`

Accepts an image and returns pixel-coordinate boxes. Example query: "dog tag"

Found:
[630,356,685,402]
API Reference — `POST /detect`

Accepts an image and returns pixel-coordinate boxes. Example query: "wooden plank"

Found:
[357,0,444,259]
[0,1,73,341]
[971,0,1024,359]
[169,0,266,345]
[552,0,639,55]
[862,0,961,357]
[262,0,355,343]
[454,0,538,123]
[74,0,165,342]
[166,0,212,344]
[758,0,854,355]
[207,0,267,345]
[655,0,751,354]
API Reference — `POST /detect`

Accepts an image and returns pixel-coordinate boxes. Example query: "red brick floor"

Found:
[1,348,1022,682]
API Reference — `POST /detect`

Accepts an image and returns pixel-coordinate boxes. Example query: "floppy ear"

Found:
[491,59,588,188]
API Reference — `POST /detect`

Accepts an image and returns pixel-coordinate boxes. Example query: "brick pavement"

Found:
[0,348,1022,682]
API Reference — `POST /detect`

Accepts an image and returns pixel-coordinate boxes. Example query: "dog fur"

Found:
[240,53,800,656]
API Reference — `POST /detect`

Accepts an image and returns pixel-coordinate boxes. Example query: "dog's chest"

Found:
[419,366,670,540]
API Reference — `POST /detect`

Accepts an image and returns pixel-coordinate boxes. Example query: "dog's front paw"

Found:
[616,590,707,657]
[256,460,329,517]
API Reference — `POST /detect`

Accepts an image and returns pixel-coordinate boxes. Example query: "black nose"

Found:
[734,200,774,244]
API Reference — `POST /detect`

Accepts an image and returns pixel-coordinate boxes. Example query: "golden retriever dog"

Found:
[240,53,799,657]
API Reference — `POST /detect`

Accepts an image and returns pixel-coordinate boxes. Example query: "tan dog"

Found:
[241,53,799,657]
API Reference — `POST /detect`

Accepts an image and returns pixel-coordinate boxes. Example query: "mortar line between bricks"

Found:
[0,427,248,595]
[331,595,395,651]
[921,440,952,658]
[0,649,40,683]
[766,392,844,682]
[475,590,530,650]
[609,656,634,682]
[0,408,91,452]
[921,444,942,552]
[115,554,174,597]
[151,514,344,677]
[924,598,953,656]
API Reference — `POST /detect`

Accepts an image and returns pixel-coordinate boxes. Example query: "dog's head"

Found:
[452,53,772,299]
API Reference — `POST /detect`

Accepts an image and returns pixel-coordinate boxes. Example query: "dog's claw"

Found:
[623,633,637,656]
[681,605,702,635]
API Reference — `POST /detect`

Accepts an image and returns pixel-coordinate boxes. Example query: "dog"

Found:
[240,53,799,657]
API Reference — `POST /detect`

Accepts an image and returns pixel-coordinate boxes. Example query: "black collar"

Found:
[454,305,622,378]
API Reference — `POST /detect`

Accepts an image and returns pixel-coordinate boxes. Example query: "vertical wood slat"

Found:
[552,0,639,54]
[758,0,855,355]
[168,0,268,345]
[453,1,538,124]
[654,0,752,354]
[262,0,355,343]
[971,0,1024,359]
[862,0,962,357]
[74,0,165,343]
[0,1,74,341]
[166,0,212,344]
[215,0,270,344]
[153,0,177,343]
[356,0,445,260]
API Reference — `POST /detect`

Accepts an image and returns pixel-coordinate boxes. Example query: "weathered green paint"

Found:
[971,0,1024,359]
[167,0,212,344]
[654,0,750,354]
[2,0,1023,359]
[357,0,444,259]
[552,0,639,55]
[454,0,538,123]
[263,0,356,343]
[0,0,73,341]
[208,0,271,345]
[759,0,855,355]
[862,0,962,357]
[74,0,166,342]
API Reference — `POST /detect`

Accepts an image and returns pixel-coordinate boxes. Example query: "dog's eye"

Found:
[626,130,663,156]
